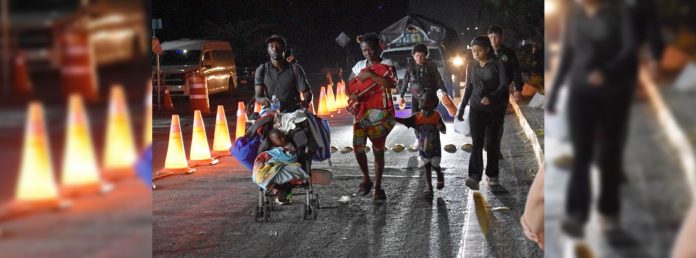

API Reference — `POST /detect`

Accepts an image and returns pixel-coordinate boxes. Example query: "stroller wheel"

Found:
[254,205,263,222]
[264,201,271,222]
[302,203,310,220]
[314,193,320,210]
[311,194,319,220]
[270,198,278,211]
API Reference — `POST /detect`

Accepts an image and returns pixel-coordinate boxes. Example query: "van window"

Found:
[203,51,212,61]
[157,50,202,66]
[212,50,235,66]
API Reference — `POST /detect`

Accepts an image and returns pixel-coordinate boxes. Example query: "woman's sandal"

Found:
[357,181,373,196]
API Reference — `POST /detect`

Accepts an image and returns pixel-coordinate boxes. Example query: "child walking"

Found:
[395,92,446,198]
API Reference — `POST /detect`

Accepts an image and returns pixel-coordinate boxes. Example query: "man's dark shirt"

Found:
[459,59,510,112]
[254,62,311,113]
[625,0,664,79]
[399,60,446,97]
[493,45,524,92]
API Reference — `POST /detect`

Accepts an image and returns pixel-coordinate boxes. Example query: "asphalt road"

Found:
[152,102,543,257]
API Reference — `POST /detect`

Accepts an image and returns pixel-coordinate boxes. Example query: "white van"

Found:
[155,39,237,97]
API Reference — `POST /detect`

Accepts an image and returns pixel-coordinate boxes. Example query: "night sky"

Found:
[152,0,544,77]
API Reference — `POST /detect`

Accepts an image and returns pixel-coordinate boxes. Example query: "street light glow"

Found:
[452,56,464,66]
[545,0,557,16]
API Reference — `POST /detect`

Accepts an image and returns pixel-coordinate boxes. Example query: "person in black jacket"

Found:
[456,36,509,190]
[487,25,524,159]
[546,0,636,238]
[399,44,447,149]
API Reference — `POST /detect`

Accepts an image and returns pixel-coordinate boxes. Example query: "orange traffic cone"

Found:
[254,102,262,114]
[157,115,195,177]
[11,51,32,95]
[334,81,342,109]
[235,101,247,140]
[326,83,337,112]
[336,80,347,108]
[61,95,111,196]
[144,80,153,147]
[189,110,219,166]
[60,26,98,102]
[212,105,232,156]
[188,73,210,115]
[317,86,328,116]
[162,87,174,112]
[103,85,137,180]
[3,102,67,218]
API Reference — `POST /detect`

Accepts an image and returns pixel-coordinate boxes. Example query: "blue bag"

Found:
[231,135,261,171]
[307,114,331,162]
[136,145,152,186]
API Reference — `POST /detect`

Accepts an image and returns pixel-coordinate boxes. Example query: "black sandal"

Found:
[423,188,434,199]
[357,181,373,196]
[373,188,387,203]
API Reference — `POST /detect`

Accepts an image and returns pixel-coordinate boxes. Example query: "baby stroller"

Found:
[249,110,326,222]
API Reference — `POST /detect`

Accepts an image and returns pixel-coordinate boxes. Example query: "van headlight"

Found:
[452,56,464,67]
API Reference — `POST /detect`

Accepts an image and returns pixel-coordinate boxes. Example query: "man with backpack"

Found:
[254,34,312,113]
[252,35,315,204]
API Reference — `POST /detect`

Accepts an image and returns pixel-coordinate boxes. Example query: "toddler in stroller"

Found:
[252,110,322,222]
[252,129,308,205]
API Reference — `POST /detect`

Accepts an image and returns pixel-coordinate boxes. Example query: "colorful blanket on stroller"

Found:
[252,147,308,190]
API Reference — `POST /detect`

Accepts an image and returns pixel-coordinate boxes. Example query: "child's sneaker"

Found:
[436,172,445,190]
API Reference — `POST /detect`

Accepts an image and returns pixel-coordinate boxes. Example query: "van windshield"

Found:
[156,50,202,66]
[381,49,443,70]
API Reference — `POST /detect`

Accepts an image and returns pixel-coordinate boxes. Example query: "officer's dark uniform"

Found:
[488,45,524,153]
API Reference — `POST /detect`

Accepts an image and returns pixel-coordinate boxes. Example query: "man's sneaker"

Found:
[487,176,500,186]
[374,188,387,204]
[465,177,480,191]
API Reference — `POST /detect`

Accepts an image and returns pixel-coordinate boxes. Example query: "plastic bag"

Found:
[454,105,470,136]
